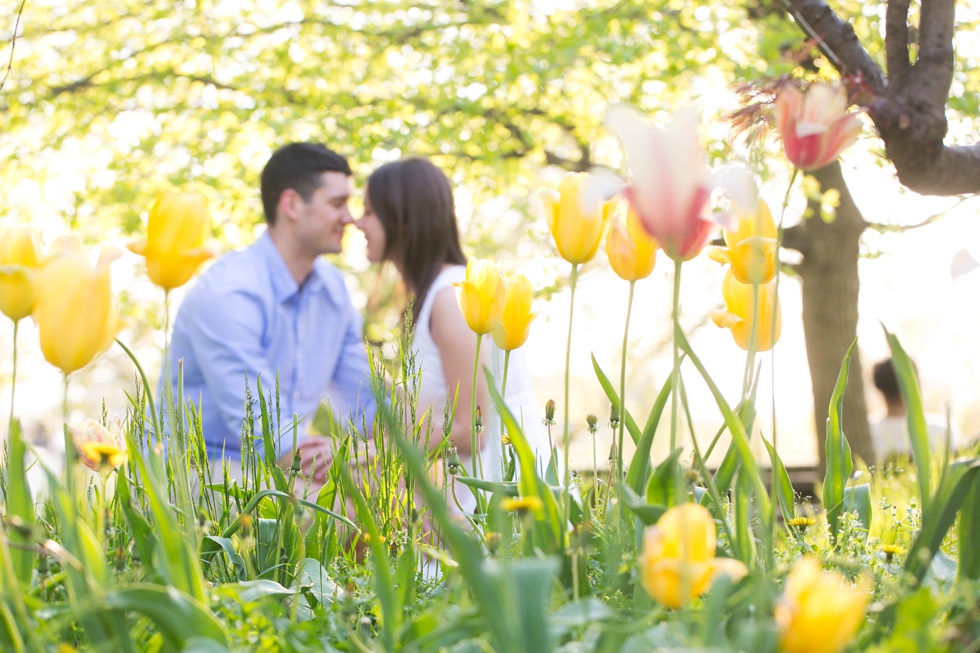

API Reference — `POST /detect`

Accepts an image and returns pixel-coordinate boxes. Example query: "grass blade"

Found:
[5,419,34,586]
[625,377,672,495]
[592,354,641,445]
[883,328,932,508]
[760,434,795,525]
[824,339,856,546]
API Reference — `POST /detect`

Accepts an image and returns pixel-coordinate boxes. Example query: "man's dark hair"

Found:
[260,143,352,225]
[873,358,919,402]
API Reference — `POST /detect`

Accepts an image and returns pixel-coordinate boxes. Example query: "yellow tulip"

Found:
[639,503,747,608]
[541,173,615,265]
[605,204,658,281]
[34,236,122,375]
[454,259,506,335]
[70,417,127,473]
[491,274,536,351]
[0,226,43,321]
[707,199,777,285]
[775,557,867,653]
[710,270,782,352]
[128,190,213,290]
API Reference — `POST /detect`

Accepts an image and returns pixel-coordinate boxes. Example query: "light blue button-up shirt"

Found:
[169,231,376,459]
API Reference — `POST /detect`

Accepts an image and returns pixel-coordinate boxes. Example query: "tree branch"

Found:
[911,0,956,108]
[781,0,886,94]
[0,0,27,93]
[885,0,912,89]
[784,0,980,196]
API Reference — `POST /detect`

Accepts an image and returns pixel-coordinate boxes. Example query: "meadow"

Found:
[1,80,979,653]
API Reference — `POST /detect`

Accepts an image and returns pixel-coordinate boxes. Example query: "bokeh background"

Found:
[2,0,979,468]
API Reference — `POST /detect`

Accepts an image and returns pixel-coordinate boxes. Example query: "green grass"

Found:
[0,325,978,652]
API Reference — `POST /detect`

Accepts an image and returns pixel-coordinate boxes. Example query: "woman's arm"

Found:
[429,286,492,458]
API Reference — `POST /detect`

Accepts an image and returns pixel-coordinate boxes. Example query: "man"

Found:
[869,358,960,463]
[169,143,376,481]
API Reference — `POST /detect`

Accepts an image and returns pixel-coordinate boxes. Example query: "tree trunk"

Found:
[785,162,875,476]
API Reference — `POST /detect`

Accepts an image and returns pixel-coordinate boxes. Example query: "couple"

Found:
[169,142,551,501]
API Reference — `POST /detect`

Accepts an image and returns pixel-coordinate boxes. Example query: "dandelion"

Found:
[586,413,598,434]
[543,399,556,426]
[881,544,904,563]
[501,496,543,515]
[787,516,817,532]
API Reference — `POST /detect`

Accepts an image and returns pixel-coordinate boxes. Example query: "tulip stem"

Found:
[771,168,798,455]
[8,319,17,435]
[500,350,510,477]
[62,374,74,494]
[562,264,579,499]
[470,333,484,480]
[670,259,682,452]
[617,280,635,484]
[162,289,171,438]
[741,283,761,398]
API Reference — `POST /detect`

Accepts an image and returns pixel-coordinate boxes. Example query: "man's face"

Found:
[293,171,354,255]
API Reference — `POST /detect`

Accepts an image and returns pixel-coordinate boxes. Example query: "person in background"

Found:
[869,358,960,463]
[356,158,554,512]
[169,143,376,486]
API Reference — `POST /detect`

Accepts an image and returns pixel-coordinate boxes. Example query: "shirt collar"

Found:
[256,231,333,304]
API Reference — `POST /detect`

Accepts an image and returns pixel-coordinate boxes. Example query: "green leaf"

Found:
[645,447,684,508]
[883,328,932,509]
[102,586,227,650]
[904,457,980,582]
[711,402,758,498]
[824,338,856,546]
[843,483,872,535]
[201,536,246,582]
[760,434,795,525]
[592,354,641,445]
[676,332,772,523]
[340,465,400,651]
[957,473,980,580]
[294,558,342,606]
[5,419,35,586]
[625,377,672,495]
[456,477,520,496]
[485,367,563,552]
[619,484,668,526]
[385,403,515,653]
[225,579,296,604]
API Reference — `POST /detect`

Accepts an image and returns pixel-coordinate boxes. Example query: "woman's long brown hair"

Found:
[366,158,467,317]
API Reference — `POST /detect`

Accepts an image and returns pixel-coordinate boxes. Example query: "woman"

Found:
[357,158,553,505]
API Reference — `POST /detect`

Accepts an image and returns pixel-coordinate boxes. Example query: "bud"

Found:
[609,404,620,429]
[501,433,511,446]
[447,444,463,475]
[586,413,598,434]
[291,449,303,475]
[486,531,502,554]
[475,406,484,433]
[543,399,557,426]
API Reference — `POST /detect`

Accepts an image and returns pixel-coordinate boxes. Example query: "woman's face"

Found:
[357,185,387,264]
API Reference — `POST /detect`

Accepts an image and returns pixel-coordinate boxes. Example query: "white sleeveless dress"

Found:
[413,266,555,511]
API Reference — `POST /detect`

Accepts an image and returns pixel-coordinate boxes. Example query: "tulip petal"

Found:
[127,239,148,257]
[951,249,980,279]
[582,168,626,216]
[710,164,757,217]
[538,189,560,234]
[706,247,732,267]
[710,309,741,329]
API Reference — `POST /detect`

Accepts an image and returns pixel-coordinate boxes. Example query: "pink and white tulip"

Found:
[597,105,755,262]
[775,81,863,171]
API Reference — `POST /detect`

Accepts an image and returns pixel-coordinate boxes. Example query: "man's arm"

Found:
[328,305,377,434]
[178,289,279,444]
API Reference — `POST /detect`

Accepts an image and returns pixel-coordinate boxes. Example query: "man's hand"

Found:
[279,435,335,484]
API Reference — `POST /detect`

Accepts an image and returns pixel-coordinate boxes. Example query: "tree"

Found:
[764,0,978,471]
